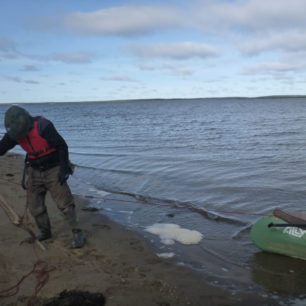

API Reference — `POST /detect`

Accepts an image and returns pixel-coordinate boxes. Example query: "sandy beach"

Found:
[0,153,275,306]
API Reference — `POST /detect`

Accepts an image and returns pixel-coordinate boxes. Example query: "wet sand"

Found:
[0,154,276,305]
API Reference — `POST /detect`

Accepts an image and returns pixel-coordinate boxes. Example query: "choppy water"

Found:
[2,98,306,303]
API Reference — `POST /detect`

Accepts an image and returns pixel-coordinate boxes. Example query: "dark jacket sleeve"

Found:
[37,117,69,166]
[0,133,17,155]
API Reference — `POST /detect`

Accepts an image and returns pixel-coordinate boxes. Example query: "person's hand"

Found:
[58,164,73,185]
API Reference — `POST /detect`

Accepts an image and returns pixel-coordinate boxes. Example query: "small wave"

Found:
[75,164,147,176]
[96,189,248,226]
[185,205,248,226]
[70,151,128,158]
[253,131,299,138]
[231,224,253,240]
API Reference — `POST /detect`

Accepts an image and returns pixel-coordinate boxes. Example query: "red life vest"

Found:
[17,121,57,159]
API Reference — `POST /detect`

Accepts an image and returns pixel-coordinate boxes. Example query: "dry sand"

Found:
[0,154,274,306]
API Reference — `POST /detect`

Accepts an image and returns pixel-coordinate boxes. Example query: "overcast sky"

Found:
[1,0,306,103]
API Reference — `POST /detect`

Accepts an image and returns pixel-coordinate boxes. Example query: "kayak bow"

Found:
[251,209,306,260]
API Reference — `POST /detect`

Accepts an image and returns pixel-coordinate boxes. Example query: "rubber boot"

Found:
[72,228,86,248]
[25,212,52,243]
[34,212,52,241]
[64,206,86,248]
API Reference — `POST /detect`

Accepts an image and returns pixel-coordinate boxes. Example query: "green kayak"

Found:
[250,209,306,260]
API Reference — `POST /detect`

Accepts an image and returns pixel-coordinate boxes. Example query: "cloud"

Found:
[0,36,95,65]
[129,42,220,59]
[21,1,306,59]
[21,65,40,72]
[239,31,306,55]
[188,0,306,56]
[0,37,17,52]
[139,63,194,76]
[100,75,139,83]
[63,5,180,36]
[0,37,19,59]
[242,61,304,75]
[25,79,40,84]
[190,0,306,32]
[3,75,40,84]
[0,47,96,65]
[242,50,306,75]
[4,76,22,83]
[50,52,96,64]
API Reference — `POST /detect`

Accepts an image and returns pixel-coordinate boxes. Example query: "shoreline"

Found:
[0,153,276,305]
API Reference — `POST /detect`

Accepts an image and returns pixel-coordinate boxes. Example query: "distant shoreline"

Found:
[2,95,306,105]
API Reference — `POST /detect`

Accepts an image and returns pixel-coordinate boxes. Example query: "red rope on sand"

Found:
[0,260,55,301]
[0,189,55,305]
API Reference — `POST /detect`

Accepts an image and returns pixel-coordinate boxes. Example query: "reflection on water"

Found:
[251,252,306,297]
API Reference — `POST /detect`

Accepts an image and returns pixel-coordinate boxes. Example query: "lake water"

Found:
[2,98,306,304]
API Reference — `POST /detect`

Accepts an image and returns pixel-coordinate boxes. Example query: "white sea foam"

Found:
[157,252,175,259]
[118,210,133,214]
[145,223,203,245]
[88,188,110,197]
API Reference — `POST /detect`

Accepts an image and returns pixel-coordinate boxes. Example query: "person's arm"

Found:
[37,117,69,166]
[0,133,17,155]
[38,117,72,184]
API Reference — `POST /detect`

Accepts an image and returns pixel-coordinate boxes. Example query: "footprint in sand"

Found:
[92,223,111,230]
[129,239,144,252]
